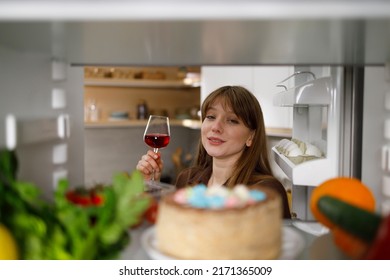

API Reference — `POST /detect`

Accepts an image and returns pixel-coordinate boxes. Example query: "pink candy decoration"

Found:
[173,189,187,204]
[224,196,240,208]
[247,198,256,205]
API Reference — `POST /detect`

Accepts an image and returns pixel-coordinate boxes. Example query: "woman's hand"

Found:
[136,150,164,181]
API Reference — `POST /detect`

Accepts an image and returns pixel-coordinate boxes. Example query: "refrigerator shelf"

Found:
[3,114,70,150]
[273,76,332,107]
[272,147,337,186]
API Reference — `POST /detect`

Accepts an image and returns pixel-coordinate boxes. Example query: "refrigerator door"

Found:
[272,66,347,220]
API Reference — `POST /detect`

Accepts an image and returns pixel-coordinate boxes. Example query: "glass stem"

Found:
[152,148,159,181]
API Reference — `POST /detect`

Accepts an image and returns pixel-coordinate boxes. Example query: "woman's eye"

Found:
[205,115,215,120]
[227,119,239,124]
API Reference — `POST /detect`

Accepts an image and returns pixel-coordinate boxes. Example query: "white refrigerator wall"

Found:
[0,45,84,200]
[362,66,390,214]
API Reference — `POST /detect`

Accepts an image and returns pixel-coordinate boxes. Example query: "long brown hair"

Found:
[194,85,274,187]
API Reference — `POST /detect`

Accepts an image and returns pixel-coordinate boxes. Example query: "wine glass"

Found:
[143,115,171,182]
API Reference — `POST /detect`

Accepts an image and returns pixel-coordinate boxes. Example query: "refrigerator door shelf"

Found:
[272,147,338,186]
[273,77,332,107]
[4,115,70,149]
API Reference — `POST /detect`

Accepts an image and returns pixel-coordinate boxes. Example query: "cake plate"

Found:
[141,226,305,260]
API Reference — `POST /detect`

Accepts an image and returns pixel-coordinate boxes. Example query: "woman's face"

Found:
[201,100,254,161]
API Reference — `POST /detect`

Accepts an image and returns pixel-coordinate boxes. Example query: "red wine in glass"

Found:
[143,115,170,181]
[144,133,170,149]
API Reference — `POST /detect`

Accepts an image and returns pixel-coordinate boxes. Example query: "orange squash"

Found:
[310,177,375,229]
[310,177,376,258]
[332,227,370,259]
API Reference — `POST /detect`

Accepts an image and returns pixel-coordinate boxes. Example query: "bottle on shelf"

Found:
[137,99,149,120]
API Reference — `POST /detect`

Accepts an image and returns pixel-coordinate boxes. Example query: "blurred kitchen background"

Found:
[83,66,202,186]
[82,65,293,187]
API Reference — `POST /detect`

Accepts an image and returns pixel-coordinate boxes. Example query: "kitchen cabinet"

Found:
[201,66,294,130]
[83,66,201,125]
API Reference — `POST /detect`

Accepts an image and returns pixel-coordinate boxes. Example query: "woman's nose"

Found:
[211,119,223,133]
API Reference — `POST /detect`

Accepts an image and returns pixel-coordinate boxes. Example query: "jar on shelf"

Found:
[85,99,99,122]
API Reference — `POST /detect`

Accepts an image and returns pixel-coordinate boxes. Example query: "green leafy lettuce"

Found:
[0,149,150,259]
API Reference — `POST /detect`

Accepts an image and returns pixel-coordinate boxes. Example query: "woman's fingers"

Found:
[136,151,164,180]
[145,151,161,172]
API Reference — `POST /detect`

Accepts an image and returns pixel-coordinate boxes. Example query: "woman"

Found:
[136,86,291,218]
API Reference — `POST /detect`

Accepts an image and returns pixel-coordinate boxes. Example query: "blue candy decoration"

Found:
[192,184,207,195]
[188,195,209,208]
[249,190,266,201]
[208,196,225,209]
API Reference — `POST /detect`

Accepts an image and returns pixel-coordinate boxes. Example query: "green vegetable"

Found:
[318,195,382,242]
[0,149,150,259]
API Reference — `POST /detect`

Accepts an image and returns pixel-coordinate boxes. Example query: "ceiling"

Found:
[0,1,389,66]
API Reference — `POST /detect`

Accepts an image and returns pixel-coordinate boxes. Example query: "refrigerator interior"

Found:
[0,16,389,213]
[0,45,85,201]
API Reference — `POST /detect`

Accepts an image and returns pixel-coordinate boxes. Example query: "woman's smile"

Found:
[207,136,226,145]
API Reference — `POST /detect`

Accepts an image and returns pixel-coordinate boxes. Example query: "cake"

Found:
[156,184,282,259]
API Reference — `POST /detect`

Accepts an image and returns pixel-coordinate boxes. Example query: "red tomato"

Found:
[66,190,91,206]
[90,193,104,206]
[144,200,158,224]
[66,187,105,207]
